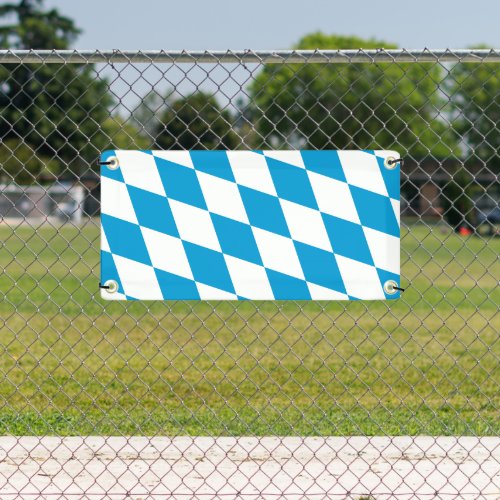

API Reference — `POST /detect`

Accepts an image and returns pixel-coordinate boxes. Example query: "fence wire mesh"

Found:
[0,49,498,498]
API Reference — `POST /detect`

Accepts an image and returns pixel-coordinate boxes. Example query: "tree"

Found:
[0,138,58,183]
[450,49,500,173]
[132,90,169,143]
[153,91,239,150]
[0,0,113,180]
[102,116,151,151]
[441,168,473,231]
[249,33,456,158]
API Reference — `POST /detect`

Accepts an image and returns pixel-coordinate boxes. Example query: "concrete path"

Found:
[0,436,498,498]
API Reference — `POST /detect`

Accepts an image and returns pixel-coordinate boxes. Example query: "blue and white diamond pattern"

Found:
[100,150,400,301]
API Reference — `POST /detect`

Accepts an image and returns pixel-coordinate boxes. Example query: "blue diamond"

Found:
[265,156,318,209]
[127,185,178,237]
[190,150,235,182]
[322,214,374,266]
[183,242,235,294]
[101,214,151,266]
[266,269,311,300]
[155,156,207,209]
[294,241,346,294]
[301,150,347,183]
[239,186,290,237]
[211,214,262,265]
[155,268,200,300]
[349,186,399,237]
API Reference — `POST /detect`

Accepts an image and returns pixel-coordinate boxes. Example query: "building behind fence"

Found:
[0,181,85,222]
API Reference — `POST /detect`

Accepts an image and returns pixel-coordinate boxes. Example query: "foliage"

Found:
[441,168,473,230]
[153,91,240,150]
[449,50,500,173]
[0,138,58,183]
[102,116,151,151]
[132,90,169,142]
[0,0,113,179]
[249,33,457,158]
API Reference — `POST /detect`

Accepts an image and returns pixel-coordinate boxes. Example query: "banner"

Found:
[100,150,400,300]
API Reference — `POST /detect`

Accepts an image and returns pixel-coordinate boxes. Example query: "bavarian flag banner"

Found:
[100,150,400,301]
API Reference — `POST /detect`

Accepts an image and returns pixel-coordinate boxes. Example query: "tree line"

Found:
[0,0,499,187]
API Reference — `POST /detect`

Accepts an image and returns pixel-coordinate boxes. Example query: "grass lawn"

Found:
[0,219,498,436]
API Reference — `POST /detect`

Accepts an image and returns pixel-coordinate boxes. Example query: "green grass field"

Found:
[0,220,498,436]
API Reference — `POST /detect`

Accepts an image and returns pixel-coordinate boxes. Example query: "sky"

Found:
[43,0,500,50]
[38,0,500,113]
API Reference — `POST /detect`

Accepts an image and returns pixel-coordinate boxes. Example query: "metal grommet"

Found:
[384,156,398,170]
[384,280,399,295]
[105,156,119,170]
[103,280,118,293]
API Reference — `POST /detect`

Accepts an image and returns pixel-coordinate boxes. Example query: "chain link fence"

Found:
[0,49,498,498]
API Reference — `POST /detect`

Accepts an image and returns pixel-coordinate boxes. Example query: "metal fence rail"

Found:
[2,48,500,63]
[0,49,498,498]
